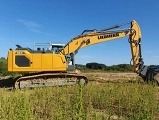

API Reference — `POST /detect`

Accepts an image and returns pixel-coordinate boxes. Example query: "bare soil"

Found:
[83,72,142,83]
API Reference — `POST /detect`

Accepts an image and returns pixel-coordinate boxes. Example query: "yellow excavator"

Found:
[7,20,159,88]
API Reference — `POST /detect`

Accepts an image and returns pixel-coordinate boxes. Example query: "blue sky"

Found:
[0,0,159,65]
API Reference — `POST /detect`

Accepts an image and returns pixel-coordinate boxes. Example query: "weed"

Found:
[0,83,159,119]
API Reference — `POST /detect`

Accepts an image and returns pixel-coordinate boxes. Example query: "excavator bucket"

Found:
[154,73,159,84]
[142,65,159,84]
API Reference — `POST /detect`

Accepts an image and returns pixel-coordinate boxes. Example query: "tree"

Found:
[86,62,107,70]
[0,62,8,76]
[86,62,133,72]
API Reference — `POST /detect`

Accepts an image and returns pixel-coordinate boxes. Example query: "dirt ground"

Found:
[83,72,142,83]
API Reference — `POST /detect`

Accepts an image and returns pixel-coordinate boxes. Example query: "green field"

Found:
[0,83,159,120]
[0,58,7,63]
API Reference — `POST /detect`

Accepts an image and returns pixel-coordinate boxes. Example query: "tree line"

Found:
[76,62,133,72]
[0,57,8,76]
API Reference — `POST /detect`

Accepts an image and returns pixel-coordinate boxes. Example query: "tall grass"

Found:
[0,83,159,120]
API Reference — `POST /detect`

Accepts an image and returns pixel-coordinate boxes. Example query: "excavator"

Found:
[7,20,159,89]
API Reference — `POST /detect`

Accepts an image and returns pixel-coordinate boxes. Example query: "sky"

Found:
[0,0,159,66]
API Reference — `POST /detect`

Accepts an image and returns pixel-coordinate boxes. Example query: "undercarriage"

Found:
[14,72,88,89]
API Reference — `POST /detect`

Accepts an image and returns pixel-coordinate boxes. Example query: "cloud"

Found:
[18,19,50,35]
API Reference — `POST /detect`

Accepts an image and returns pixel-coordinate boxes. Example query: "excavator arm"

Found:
[60,20,143,73]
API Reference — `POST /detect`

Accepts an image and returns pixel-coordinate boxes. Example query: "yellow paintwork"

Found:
[8,50,66,72]
[61,32,127,54]
[7,50,13,71]
[61,20,141,72]
[8,20,141,73]
[129,20,142,72]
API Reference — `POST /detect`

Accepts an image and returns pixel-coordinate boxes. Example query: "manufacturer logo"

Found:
[98,33,119,39]
[15,51,25,54]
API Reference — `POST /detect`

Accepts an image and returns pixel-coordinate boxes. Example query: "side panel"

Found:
[8,50,67,72]
[52,54,66,69]
[32,54,41,69]
[41,54,52,69]
[31,53,67,71]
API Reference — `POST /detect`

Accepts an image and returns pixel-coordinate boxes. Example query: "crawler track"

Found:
[14,73,88,89]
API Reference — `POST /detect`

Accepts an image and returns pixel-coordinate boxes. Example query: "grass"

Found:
[0,83,159,120]
[0,58,7,64]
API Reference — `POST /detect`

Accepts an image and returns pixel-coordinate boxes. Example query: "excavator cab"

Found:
[49,44,65,54]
